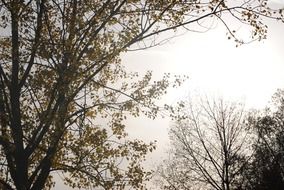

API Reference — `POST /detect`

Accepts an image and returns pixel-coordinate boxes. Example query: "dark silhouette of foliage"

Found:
[241,89,284,190]
[0,0,283,189]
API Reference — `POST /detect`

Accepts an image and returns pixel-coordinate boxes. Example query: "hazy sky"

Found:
[55,1,284,189]
[121,5,284,174]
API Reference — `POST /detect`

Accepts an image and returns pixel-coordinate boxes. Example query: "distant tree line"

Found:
[1,0,283,189]
[157,89,284,190]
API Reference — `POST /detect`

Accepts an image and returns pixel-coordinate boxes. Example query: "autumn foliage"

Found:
[0,0,283,189]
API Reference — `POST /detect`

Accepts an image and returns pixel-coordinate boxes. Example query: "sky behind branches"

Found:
[121,0,284,178]
[55,1,284,189]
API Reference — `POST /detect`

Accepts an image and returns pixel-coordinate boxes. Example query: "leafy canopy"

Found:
[0,0,283,189]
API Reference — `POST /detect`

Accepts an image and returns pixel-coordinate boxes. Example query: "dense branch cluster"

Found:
[157,98,250,190]
[0,0,283,189]
[157,91,284,190]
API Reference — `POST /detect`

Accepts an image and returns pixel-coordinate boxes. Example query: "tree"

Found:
[241,89,284,190]
[157,98,251,190]
[0,0,283,189]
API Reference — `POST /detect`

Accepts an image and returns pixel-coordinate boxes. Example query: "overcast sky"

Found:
[55,1,284,189]
[121,0,284,175]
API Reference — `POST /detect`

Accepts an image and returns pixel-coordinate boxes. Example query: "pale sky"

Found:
[123,21,284,109]
[121,6,284,179]
[55,1,284,189]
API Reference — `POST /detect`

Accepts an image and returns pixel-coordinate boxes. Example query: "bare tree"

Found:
[158,97,251,190]
[0,0,283,189]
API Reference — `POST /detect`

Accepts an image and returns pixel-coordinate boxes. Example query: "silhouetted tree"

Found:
[241,89,284,190]
[0,0,283,189]
[157,97,251,190]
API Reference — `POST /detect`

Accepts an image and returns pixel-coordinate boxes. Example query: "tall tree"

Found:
[241,89,284,190]
[0,0,283,189]
[157,98,251,190]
